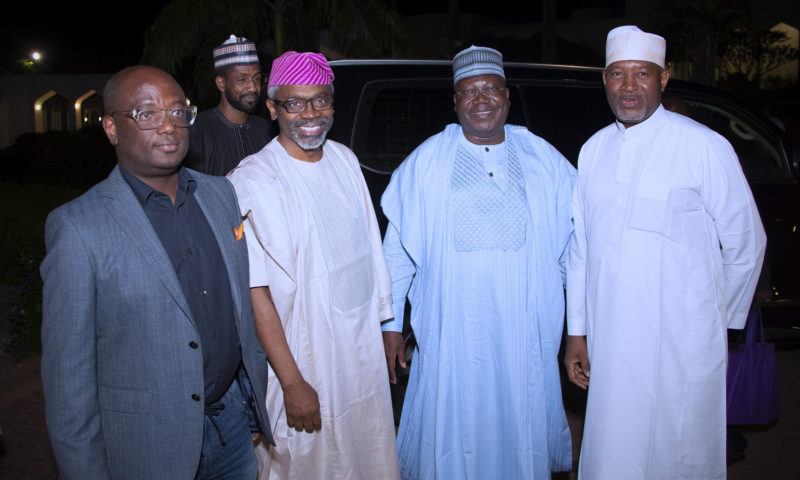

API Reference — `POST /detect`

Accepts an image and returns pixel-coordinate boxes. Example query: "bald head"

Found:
[103,65,183,115]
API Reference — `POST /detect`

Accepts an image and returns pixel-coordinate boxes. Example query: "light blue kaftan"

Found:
[381,124,575,479]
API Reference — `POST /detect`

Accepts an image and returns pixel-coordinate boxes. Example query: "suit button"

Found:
[191,394,200,401]
[189,341,198,349]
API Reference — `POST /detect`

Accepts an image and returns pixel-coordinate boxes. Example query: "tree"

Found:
[718,27,800,90]
[141,0,419,105]
[656,0,748,85]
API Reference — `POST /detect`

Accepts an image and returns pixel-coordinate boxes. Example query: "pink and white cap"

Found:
[605,26,666,68]
[267,51,334,88]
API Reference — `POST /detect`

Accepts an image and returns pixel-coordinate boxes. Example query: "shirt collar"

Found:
[213,107,250,129]
[119,165,196,207]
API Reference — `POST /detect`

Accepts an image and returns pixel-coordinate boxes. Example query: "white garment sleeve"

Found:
[228,176,271,288]
[556,154,577,288]
[242,209,270,288]
[702,137,766,329]
[381,223,416,332]
[566,154,588,336]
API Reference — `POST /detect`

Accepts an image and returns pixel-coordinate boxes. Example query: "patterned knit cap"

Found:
[453,45,505,85]
[267,51,334,88]
[213,35,260,71]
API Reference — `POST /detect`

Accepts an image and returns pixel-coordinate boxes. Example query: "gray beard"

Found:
[288,116,333,150]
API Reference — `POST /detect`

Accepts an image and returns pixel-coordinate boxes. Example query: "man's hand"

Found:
[283,378,322,433]
[382,331,407,384]
[564,335,591,390]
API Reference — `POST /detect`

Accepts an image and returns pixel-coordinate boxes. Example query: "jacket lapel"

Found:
[100,166,195,326]
[192,174,244,326]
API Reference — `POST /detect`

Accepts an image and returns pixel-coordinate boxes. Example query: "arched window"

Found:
[34,91,70,132]
[75,90,103,128]
[43,94,69,131]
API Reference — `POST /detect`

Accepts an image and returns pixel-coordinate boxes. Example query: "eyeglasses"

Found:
[111,106,198,130]
[454,87,507,99]
[272,96,333,114]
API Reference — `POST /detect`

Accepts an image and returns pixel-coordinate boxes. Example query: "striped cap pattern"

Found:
[453,45,505,85]
[213,35,259,71]
[267,51,334,88]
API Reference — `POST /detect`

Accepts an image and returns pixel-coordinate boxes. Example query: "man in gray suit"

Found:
[40,65,273,480]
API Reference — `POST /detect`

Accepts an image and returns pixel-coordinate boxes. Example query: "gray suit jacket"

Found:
[40,166,272,480]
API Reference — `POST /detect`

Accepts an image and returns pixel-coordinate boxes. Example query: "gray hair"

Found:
[267,84,334,100]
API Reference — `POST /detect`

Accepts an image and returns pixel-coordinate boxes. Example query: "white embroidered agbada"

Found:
[567,105,766,480]
[228,138,400,480]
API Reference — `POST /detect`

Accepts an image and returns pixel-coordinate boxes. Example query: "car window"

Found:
[515,83,613,166]
[662,95,790,182]
[352,80,455,173]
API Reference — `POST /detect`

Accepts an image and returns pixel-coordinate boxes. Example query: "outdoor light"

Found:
[31,51,41,61]
[35,104,41,111]
[75,103,80,110]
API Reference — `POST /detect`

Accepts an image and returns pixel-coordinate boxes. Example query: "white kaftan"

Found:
[228,139,400,480]
[567,105,766,480]
[382,124,575,479]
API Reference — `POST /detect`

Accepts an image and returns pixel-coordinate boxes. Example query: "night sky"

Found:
[1,1,170,73]
[1,1,796,74]
[1,1,591,73]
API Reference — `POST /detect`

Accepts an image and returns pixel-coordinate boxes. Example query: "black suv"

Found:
[325,59,800,342]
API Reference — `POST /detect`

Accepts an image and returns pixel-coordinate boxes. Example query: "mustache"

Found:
[292,117,332,129]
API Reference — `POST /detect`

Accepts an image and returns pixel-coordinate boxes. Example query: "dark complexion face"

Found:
[453,74,510,145]
[217,65,262,113]
[603,60,669,128]
[102,67,189,181]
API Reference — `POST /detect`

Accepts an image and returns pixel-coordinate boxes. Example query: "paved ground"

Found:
[1,346,798,479]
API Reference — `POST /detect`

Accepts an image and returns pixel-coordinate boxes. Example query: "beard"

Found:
[286,115,334,150]
[224,88,259,114]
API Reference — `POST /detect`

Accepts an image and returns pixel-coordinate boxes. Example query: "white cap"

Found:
[605,26,666,68]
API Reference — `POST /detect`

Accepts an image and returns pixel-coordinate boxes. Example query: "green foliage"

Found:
[141,0,421,107]
[0,58,41,75]
[656,0,749,85]
[0,183,82,360]
[655,0,798,92]
[719,28,800,91]
[141,0,271,105]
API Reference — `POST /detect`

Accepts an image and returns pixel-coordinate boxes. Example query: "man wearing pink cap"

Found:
[565,26,765,479]
[227,51,400,479]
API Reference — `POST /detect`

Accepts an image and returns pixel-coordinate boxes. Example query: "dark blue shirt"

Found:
[120,166,241,404]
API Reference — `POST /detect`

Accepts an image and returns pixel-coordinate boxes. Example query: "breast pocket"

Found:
[627,195,668,234]
[667,187,708,247]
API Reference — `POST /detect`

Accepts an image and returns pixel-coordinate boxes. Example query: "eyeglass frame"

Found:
[110,106,198,130]
[271,96,334,114]
[454,87,507,99]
